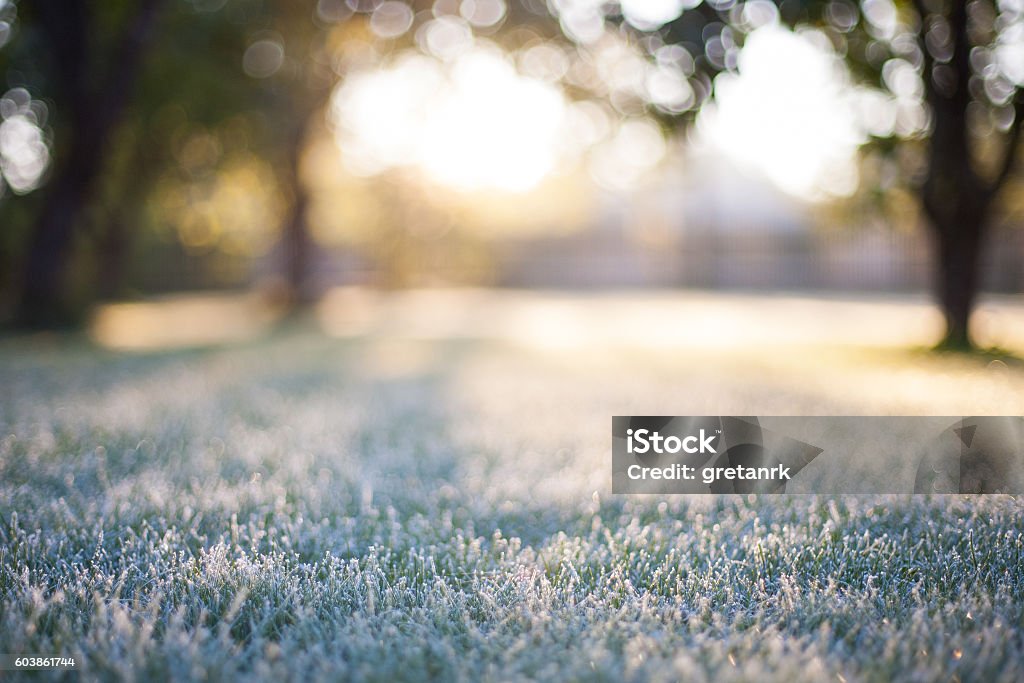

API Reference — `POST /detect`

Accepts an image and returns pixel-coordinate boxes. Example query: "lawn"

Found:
[2,290,1024,682]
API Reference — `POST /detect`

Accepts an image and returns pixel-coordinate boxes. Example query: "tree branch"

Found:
[33,0,91,111]
[910,0,937,108]
[95,0,166,137]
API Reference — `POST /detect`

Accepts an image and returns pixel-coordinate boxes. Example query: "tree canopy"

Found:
[0,0,1021,346]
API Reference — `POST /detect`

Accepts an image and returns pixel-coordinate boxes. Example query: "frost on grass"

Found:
[1,329,1024,682]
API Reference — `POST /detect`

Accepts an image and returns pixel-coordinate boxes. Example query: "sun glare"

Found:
[331,24,871,201]
[331,48,571,193]
[696,25,865,201]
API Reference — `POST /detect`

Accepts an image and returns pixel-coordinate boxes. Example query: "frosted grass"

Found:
[2,306,1024,682]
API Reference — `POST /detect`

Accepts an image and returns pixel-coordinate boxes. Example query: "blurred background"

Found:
[0,0,1022,351]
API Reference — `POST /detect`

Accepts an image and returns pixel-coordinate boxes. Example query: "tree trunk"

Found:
[14,0,163,327]
[913,0,991,351]
[15,134,102,326]
[282,124,312,307]
[16,203,78,326]
[931,217,986,350]
[276,112,322,311]
[97,212,131,301]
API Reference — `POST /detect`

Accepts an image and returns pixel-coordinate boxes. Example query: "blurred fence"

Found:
[495,224,1024,293]
[116,222,1024,296]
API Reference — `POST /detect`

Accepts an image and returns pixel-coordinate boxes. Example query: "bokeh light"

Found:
[243,35,286,78]
[459,0,507,29]
[0,88,50,195]
[588,118,666,190]
[152,153,283,256]
[552,0,606,45]
[619,0,694,31]
[369,1,414,38]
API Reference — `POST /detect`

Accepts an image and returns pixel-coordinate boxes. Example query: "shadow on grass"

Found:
[926,342,1024,368]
